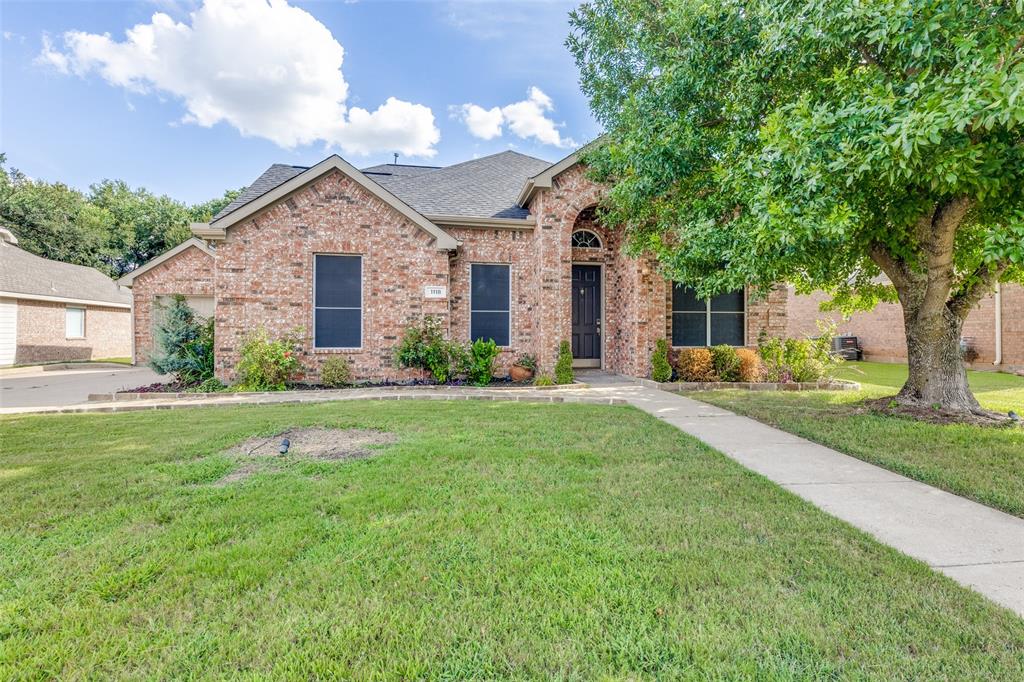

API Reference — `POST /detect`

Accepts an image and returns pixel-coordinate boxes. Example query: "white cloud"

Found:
[37,0,440,157]
[451,103,504,140]
[453,86,575,148]
[36,34,69,72]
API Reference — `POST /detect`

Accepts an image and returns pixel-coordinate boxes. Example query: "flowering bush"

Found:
[394,316,469,383]
[236,328,303,391]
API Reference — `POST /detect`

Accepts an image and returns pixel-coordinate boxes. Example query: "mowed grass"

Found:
[696,362,1024,518]
[2,401,1023,679]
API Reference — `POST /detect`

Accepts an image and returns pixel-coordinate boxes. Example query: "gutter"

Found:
[994,282,1002,366]
[0,290,131,310]
[426,214,535,230]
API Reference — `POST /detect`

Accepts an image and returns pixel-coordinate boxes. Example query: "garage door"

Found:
[0,298,16,366]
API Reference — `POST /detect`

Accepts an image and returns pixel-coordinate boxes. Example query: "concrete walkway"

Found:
[573,371,1024,617]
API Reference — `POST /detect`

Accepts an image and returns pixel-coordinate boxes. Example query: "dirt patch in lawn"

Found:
[213,428,397,485]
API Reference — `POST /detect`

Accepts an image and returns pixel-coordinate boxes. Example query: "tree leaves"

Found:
[0,155,242,277]
[569,0,1024,312]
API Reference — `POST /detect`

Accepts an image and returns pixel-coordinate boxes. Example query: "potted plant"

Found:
[510,353,537,382]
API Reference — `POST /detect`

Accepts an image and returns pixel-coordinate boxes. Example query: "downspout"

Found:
[993,282,1002,366]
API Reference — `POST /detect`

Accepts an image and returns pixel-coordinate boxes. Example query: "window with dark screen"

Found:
[671,284,745,346]
[470,264,510,346]
[314,254,362,348]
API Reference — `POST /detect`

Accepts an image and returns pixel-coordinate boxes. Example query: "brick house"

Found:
[787,284,1023,371]
[118,149,795,383]
[0,228,131,365]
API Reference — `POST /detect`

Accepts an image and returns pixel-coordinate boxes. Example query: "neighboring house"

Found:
[0,228,131,366]
[787,284,1023,371]
[117,149,799,382]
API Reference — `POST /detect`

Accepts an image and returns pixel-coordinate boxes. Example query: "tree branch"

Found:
[868,242,914,296]
[948,262,1009,319]
[921,196,972,314]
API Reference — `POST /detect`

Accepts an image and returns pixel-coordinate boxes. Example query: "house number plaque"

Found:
[424,285,447,299]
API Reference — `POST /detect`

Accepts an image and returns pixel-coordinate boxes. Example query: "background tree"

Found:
[569,0,1024,415]
[0,156,115,272]
[189,187,244,223]
[0,154,243,278]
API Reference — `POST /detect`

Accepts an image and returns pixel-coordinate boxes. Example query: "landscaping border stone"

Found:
[87,381,589,403]
[636,378,861,392]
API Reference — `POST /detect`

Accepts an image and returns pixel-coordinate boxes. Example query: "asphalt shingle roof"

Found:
[377,151,551,219]
[212,164,308,221]
[211,151,553,224]
[0,242,130,305]
[360,163,441,181]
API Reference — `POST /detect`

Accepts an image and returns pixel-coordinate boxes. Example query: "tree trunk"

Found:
[898,306,981,413]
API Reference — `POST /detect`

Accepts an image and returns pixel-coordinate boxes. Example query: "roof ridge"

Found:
[416,149,552,176]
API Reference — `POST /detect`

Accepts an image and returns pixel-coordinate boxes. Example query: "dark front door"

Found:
[572,264,601,362]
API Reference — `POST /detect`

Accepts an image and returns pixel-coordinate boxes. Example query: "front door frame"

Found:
[571,261,604,369]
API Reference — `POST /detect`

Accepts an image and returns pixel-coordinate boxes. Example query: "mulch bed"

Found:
[126,376,523,394]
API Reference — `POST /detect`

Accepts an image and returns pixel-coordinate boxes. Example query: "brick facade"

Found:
[129,161,796,382]
[787,283,1024,370]
[213,170,449,383]
[14,298,130,363]
[129,245,215,363]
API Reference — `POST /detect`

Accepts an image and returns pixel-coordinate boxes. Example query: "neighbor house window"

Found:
[671,285,745,346]
[470,264,510,346]
[65,306,85,338]
[314,254,362,348]
[571,229,602,248]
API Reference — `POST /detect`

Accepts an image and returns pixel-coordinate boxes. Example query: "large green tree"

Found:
[1,155,242,278]
[569,0,1024,414]
[0,157,116,272]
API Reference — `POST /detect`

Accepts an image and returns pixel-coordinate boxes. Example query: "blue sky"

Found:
[1,0,599,203]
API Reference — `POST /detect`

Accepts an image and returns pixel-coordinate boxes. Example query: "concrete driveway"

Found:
[0,364,165,409]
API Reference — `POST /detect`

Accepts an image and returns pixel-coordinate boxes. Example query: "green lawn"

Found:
[2,402,1023,678]
[695,362,1024,518]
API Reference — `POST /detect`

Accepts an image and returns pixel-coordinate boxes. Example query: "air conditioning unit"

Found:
[831,335,863,361]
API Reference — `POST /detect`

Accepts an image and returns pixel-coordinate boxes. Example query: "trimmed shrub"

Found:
[675,347,716,382]
[651,338,672,382]
[149,295,214,386]
[468,338,499,386]
[533,374,555,386]
[320,355,353,387]
[710,345,742,382]
[236,328,303,391]
[736,348,762,382]
[758,326,841,383]
[554,341,574,384]
[395,316,468,383]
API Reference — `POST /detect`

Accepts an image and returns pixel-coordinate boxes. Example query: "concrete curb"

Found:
[636,378,861,392]
[8,391,626,416]
[88,382,590,403]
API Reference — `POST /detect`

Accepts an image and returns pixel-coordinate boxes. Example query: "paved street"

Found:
[0,365,164,409]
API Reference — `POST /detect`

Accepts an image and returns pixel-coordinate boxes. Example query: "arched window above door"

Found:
[571,229,602,249]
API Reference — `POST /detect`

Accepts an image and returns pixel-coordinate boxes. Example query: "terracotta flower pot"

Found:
[510,365,534,382]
